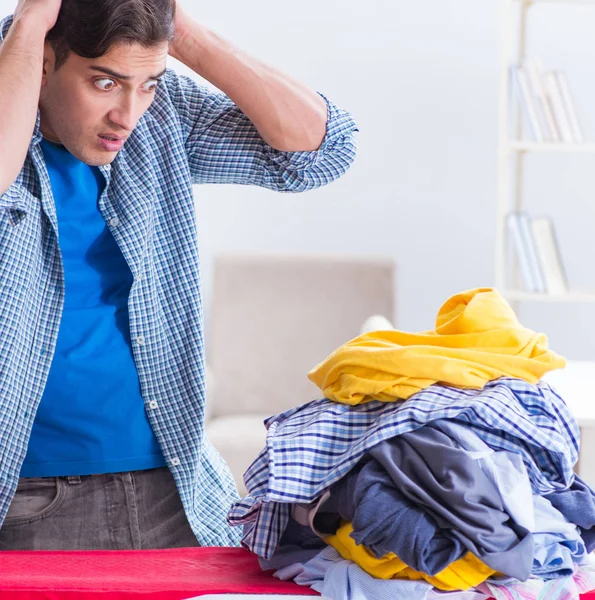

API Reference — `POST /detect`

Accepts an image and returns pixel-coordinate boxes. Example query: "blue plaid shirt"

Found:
[228,378,580,557]
[0,15,358,545]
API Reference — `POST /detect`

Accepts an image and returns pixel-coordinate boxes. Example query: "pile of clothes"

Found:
[227,288,595,600]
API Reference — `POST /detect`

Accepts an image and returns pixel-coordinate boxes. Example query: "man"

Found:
[0,0,357,550]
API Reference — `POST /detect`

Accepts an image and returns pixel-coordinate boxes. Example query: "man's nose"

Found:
[107,95,138,132]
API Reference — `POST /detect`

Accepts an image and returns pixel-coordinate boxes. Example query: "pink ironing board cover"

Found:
[0,546,320,599]
[0,546,593,600]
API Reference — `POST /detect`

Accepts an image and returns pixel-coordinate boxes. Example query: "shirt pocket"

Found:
[0,186,43,299]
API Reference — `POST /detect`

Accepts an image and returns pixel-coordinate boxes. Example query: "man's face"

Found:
[39,41,169,166]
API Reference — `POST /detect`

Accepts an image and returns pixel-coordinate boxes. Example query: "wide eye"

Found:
[142,79,160,93]
[95,78,116,91]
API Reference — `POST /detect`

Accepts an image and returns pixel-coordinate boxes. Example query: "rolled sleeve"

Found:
[162,70,358,192]
[260,93,359,193]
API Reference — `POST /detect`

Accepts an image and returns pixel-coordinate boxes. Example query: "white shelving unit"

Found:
[517,0,595,4]
[509,141,595,152]
[501,2,595,485]
[505,291,595,302]
[497,0,595,302]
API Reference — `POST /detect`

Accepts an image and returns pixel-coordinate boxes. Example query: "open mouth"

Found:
[98,134,126,152]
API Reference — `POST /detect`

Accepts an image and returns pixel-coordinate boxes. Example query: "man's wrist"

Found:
[12,11,51,40]
[170,22,200,64]
[169,21,214,76]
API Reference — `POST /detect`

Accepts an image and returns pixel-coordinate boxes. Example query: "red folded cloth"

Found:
[0,546,320,599]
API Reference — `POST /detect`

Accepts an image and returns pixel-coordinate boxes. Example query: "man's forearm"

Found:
[170,18,328,153]
[0,16,46,195]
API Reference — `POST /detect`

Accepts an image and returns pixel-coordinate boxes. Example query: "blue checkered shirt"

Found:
[228,378,580,557]
[0,15,358,545]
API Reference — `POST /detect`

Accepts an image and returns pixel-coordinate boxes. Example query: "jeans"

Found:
[0,467,200,550]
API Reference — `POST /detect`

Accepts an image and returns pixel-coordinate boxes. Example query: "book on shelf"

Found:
[530,216,569,295]
[506,212,542,293]
[510,66,544,142]
[522,58,560,142]
[506,212,568,295]
[554,70,584,143]
[543,71,574,143]
[517,212,547,292]
[510,60,584,144]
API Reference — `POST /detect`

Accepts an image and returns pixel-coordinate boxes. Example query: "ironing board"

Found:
[0,547,319,599]
[0,546,593,600]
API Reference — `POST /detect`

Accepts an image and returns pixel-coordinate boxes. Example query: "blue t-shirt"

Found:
[21,140,166,477]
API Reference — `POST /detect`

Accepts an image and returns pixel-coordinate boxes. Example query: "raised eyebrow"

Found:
[89,66,132,81]
[150,68,167,81]
[89,66,167,82]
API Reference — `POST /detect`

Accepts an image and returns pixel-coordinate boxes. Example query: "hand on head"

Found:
[14,0,62,33]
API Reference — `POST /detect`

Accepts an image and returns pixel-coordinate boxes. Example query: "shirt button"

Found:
[136,273,143,282]
[148,400,158,410]
[170,457,181,467]
[109,217,120,227]
[136,335,145,346]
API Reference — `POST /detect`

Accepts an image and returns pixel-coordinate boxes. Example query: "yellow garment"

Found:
[308,287,565,405]
[326,522,496,591]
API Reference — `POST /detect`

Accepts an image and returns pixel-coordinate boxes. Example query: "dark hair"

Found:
[46,0,176,70]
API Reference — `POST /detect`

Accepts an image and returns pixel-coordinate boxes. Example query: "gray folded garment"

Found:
[316,424,534,580]
[547,474,595,552]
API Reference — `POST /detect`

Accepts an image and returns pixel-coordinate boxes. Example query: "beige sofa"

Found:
[204,253,396,494]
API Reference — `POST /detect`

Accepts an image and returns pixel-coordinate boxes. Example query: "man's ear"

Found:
[41,42,56,87]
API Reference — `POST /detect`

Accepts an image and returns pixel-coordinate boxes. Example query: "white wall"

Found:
[3,0,595,359]
[183,0,506,348]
